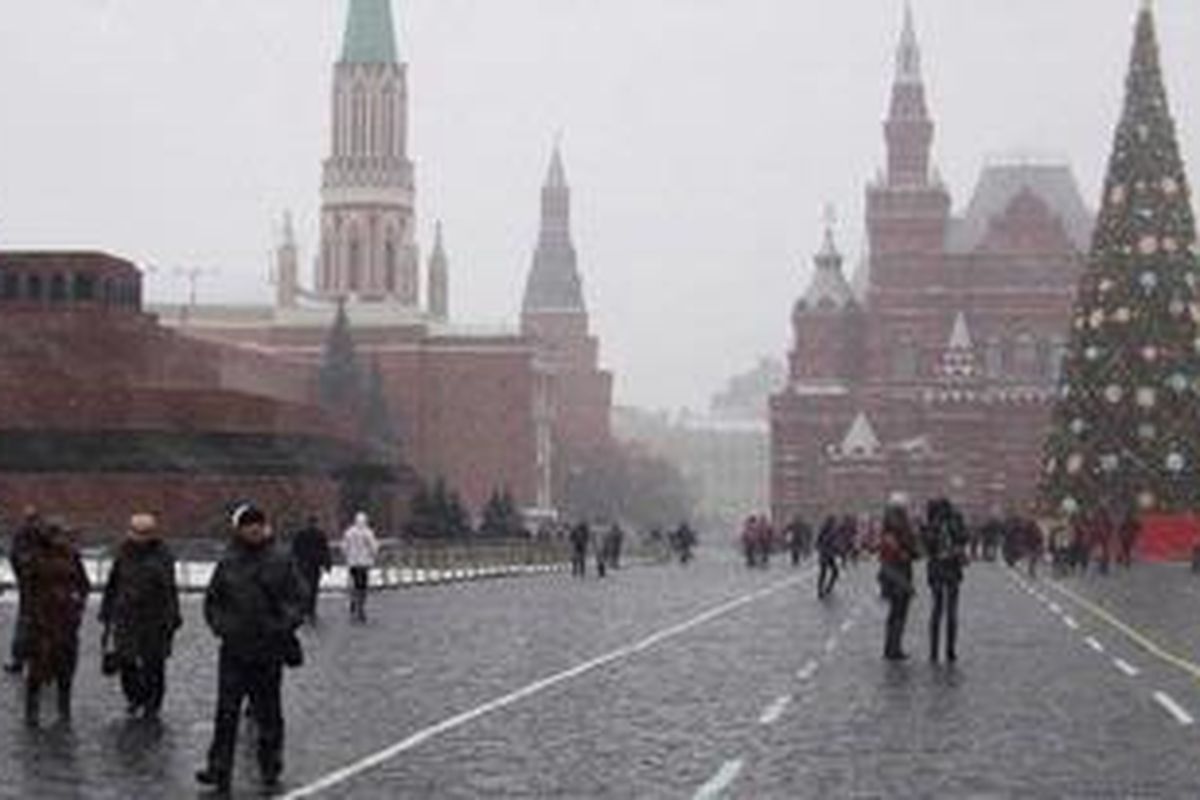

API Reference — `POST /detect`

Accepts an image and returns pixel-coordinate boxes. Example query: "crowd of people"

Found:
[2,503,381,796]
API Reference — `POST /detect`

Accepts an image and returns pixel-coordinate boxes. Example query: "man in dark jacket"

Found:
[196,504,306,795]
[924,499,968,663]
[569,522,590,578]
[290,516,332,623]
[99,513,182,718]
[5,507,42,675]
[816,516,840,599]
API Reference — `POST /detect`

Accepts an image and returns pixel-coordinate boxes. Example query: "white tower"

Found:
[317,0,418,306]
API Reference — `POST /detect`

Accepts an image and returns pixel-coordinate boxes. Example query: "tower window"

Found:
[50,274,67,302]
[27,274,44,301]
[74,273,96,302]
[384,241,396,293]
[0,269,16,301]
[349,237,362,291]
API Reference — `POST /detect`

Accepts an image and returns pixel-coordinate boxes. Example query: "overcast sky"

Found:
[2,1,1199,411]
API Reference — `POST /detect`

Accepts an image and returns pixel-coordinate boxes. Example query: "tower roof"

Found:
[839,413,882,458]
[798,221,855,313]
[430,221,447,266]
[948,162,1093,253]
[948,311,973,350]
[546,145,568,189]
[341,0,399,64]
[895,2,922,86]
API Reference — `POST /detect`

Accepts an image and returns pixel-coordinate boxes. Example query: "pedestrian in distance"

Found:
[924,499,968,664]
[1117,511,1139,569]
[342,512,380,624]
[878,503,918,661]
[5,506,42,676]
[569,522,590,577]
[99,513,182,720]
[816,515,841,599]
[23,519,90,726]
[197,504,307,796]
[609,523,624,570]
[290,515,332,623]
[674,522,696,564]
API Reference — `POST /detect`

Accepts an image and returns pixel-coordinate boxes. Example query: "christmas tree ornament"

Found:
[1085,346,1101,361]
[1114,307,1132,323]
[1138,423,1156,440]
[1070,418,1087,434]
[1105,385,1124,404]
[1169,372,1189,392]
[1139,270,1158,289]
[1136,387,1157,407]
[1167,452,1185,472]
[1163,176,1179,195]
[1067,454,1084,474]
[1142,346,1158,361]
[1100,454,1119,472]
[1110,185,1127,204]
[1138,491,1156,510]
[1062,497,1079,514]
[1139,236,1159,255]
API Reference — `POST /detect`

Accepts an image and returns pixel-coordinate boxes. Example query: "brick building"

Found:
[0,252,397,536]
[770,7,1090,523]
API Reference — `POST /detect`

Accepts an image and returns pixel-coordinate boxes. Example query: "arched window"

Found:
[27,274,44,302]
[50,274,67,302]
[348,236,362,292]
[1014,332,1037,377]
[985,337,1004,378]
[74,273,95,302]
[384,240,397,293]
[0,269,17,301]
[892,337,918,380]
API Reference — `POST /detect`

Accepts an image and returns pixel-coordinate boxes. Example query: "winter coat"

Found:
[924,516,968,586]
[341,522,380,568]
[878,527,916,599]
[25,536,90,684]
[8,518,41,581]
[99,538,182,662]
[291,525,333,574]
[204,537,306,663]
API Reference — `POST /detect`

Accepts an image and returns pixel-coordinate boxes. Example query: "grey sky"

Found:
[2,1,1199,411]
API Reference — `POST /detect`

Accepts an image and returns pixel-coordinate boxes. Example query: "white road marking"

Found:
[1048,602,1063,614]
[758,695,792,725]
[693,759,745,800]
[1113,658,1141,677]
[1063,615,1079,630]
[1153,691,1195,726]
[840,619,854,633]
[281,573,809,798]
[1085,636,1105,654]
[824,637,838,654]
[796,660,819,681]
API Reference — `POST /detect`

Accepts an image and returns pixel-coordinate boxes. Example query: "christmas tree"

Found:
[1040,3,1200,518]
[317,300,363,409]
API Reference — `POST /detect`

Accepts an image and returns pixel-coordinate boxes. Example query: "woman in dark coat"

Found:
[878,503,918,661]
[24,521,90,726]
[100,513,182,718]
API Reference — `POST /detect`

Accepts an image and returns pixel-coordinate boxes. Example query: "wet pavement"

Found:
[2,554,1199,798]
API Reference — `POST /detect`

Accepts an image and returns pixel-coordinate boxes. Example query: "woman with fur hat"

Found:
[99,513,182,719]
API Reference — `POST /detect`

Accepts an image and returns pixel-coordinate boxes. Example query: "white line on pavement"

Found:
[1063,615,1079,630]
[758,695,792,725]
[693,759,745,800]
[1048,602,1063,614]
[1085,636,1105,654]
[281,572,810,799]
[796,660,819,681]
[824,636,838,654]
[1153,691,1196,726]
[1113,658,1141,677]
[840,619,854,633]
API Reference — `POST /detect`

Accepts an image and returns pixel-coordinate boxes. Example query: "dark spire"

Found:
[522,145,585,313]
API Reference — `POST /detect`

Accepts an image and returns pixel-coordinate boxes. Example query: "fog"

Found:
[2,1,1198,410]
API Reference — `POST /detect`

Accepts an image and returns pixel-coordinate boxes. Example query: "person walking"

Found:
[816,515,840,599]
[342,512,379,624]
[5,506,42,675]
[569,522,590,577]
[196,504,306,795]
[924,499,968,664]
[878,503,918,661]
[290,516,332,623]
[23,520,90,726]
[99,513,182,719]
[787,516,811,567]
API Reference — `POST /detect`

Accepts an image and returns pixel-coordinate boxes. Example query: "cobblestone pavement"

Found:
[2,554,1199,798]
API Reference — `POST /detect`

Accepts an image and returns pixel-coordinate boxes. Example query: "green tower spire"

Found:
[1039,3,1200,518]
[341,0,399,64]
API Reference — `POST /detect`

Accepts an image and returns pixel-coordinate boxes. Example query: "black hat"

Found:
[231,503,266,529]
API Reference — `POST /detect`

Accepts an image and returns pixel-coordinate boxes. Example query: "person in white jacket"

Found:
[341,512,379,623]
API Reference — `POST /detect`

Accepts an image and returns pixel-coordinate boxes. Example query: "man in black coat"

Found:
[196,505,306,796]
[290,516,332,623]
[569,522,590,578]
[99,513,182,718]
[5,507,42,675]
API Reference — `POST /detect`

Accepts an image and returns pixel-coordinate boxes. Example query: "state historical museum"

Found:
[770,7,1091,524]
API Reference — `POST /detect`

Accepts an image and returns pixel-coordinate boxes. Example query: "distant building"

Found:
[770,6,1087,523]
[614,407,767,533]
[710,357,786,422]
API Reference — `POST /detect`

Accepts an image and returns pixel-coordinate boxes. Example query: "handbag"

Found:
[254,570,305,669]
[101,628,121,676]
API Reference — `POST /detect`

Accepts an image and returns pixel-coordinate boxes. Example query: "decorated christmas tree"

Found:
[1040,2,1200,518]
